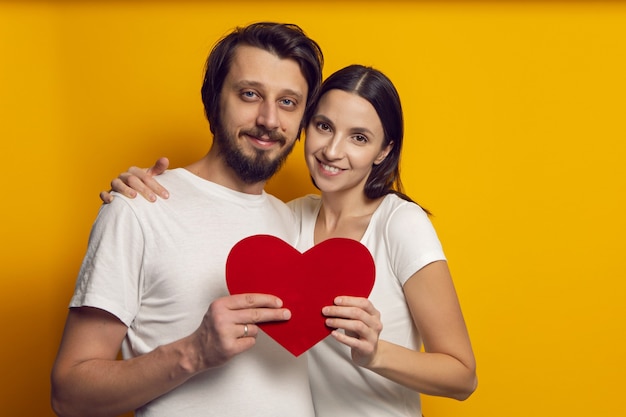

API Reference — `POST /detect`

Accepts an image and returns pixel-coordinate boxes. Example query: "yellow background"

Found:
[1,1,625,415]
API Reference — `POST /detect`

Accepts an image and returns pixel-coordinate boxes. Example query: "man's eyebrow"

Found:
[233,80,304,101]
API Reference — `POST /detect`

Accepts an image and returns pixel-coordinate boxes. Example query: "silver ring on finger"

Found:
[243,324,249,338]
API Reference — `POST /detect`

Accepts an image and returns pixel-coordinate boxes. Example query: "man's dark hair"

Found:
[201,22,324,136]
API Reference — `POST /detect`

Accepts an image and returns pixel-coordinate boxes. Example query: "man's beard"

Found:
[215,124,296,184]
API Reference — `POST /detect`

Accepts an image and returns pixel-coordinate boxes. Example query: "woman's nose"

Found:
[322,136,343,160]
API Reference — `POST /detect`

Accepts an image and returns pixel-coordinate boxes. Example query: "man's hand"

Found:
[191,294,291,369]
[51,294,291,417]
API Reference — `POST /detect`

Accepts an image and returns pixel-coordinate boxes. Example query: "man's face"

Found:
[214,45,308,183]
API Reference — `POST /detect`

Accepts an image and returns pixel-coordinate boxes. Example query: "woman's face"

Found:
[305,89,391,196]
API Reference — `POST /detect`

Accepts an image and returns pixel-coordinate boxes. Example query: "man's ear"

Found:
[374,142,393,165]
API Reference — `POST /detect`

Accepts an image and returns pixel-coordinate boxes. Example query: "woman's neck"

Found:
[314,190,385,244]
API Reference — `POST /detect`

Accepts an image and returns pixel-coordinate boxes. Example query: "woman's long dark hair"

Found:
[307,65,425,208]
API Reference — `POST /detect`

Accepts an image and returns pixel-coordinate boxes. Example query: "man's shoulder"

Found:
[263,193,295,220]
[153,168,186,187]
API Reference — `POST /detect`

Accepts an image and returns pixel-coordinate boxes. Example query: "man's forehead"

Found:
[228,45,308,94]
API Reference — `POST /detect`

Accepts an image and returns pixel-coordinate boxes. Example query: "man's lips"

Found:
[247,134,278,148]
[242,130,285,148]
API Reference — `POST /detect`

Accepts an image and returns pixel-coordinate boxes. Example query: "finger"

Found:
[138,173,169,199]
[119,173,156,202]
[230,335,258,355]
[99,190,114,203]
[323,304,377,322]
[148,157,170,176]
[148,158,170,198]
[228,293,284,309]
[237,307,291,325]
[210,328,258,362]
[236,323,260,339]
[325,316,372,335]
[333,296,378,313]
[129,162,170,199]
[331,328,362,345]
[225,294,291,324]
[328,318,380,351]
[330,328,377,359]
[323,304,382,338]
[110,178,138,199]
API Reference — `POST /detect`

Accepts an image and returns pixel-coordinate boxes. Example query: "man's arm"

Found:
[51,307,196,417]
[51,294,290,417]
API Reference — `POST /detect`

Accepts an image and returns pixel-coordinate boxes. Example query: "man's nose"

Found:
[256,100,280,130]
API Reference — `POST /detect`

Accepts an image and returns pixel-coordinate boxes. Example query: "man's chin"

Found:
[217,130,295,183]
[225,153,283,184]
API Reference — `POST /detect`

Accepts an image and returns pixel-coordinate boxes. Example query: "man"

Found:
[51,22,323,417]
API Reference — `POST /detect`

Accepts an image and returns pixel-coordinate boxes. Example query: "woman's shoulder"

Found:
[287,194,321,212]
[379,193,429,219]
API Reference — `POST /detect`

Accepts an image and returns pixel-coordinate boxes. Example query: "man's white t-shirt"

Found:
[71,168,314,417]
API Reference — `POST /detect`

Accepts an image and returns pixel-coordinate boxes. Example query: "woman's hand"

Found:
[99,157,170,203]
[322,296,383,367]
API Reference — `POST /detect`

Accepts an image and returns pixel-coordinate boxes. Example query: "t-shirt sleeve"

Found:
[384,202,446,285]
[70,198,145,327]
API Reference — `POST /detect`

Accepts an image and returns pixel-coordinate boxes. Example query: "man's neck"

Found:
[184,148,266,195]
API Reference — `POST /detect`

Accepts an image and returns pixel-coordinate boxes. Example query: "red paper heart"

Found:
[226,234,375,357]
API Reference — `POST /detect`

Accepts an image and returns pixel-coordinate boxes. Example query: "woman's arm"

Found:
[370,260,477,399]
[324,260,477,400]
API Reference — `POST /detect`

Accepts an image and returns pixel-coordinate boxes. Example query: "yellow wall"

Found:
[2,1,624,415]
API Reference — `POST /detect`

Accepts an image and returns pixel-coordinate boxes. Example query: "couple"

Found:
[52,22,476,417]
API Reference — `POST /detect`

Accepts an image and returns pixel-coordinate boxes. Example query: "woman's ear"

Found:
[374,141,393,165]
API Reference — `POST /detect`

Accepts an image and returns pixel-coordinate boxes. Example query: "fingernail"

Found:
[283,310,291,320]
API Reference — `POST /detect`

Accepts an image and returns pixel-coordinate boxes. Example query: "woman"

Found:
[102,65,477,416]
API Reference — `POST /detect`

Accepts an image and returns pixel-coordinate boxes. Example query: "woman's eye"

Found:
[354,134,368,143]
[316,122,331,132]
